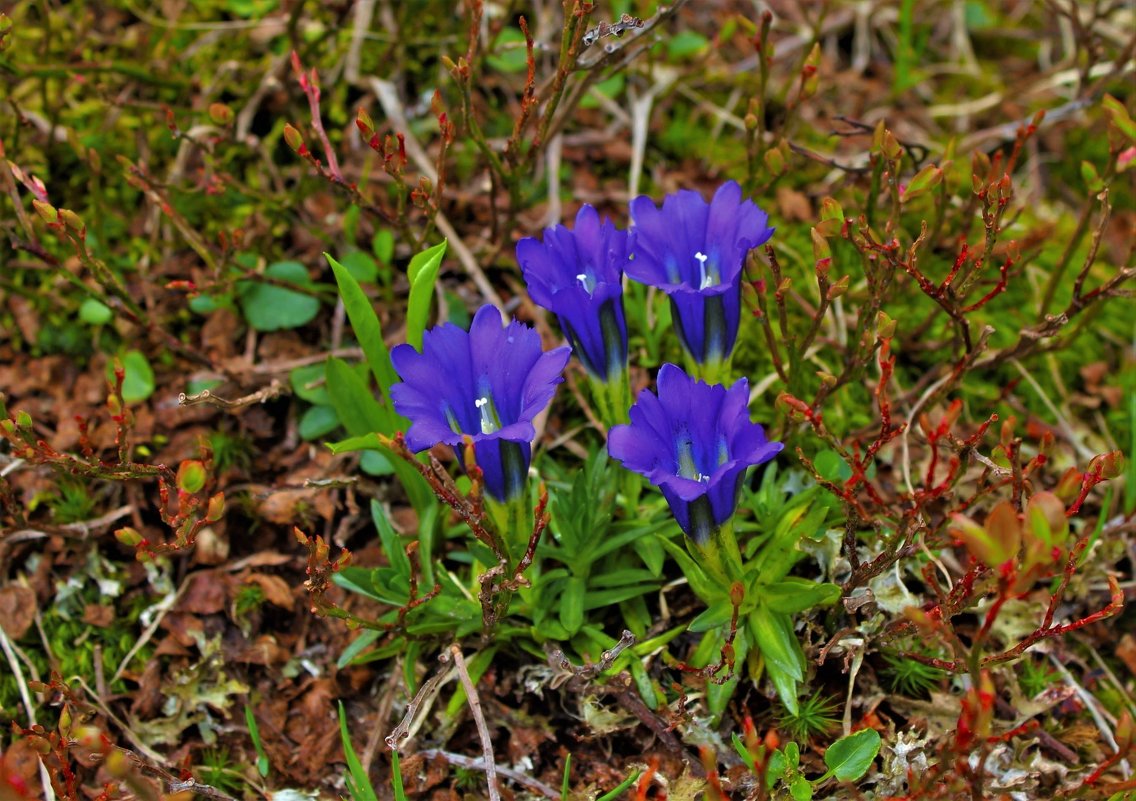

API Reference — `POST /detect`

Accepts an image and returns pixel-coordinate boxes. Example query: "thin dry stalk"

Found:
[450,644,501,801]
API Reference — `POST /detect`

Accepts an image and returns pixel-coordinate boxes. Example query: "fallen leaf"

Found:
[776,186,813,221]
[179,571,230,615]
[243,573,295,610]
[0,585,36,639]
[82,603,115,628]
[1117,634,1136,676]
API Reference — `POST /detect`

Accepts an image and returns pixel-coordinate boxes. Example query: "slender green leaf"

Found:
[337,629,382,668]
[763,578,842,614]
[629,657,658,710]
[596,770,641,801]
[560,576,585,635]
[326,356,393,434]
[244,704,270,778]
[749,606,805,714]
[372,499,411,577]
[656,535,718,602]
[333,567,385,602]
[687,601,734,633]
[338,701,379,801]
[326,253,401,416]
[406,240,447,350]
[391,748,408,801]
[732,732,757,772]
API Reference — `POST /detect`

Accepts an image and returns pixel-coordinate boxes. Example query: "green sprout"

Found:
[776,693,840,741]
[48,477,98,523]
[881,651,947,697]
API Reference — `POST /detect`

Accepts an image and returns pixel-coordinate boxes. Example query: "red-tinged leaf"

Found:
[177,460,207,494]
[206,492,225,522]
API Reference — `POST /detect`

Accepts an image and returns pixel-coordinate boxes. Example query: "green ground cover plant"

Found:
[0,1,1134,800]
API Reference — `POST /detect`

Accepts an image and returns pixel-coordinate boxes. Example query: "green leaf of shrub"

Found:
[79,298,112,325]
[790,775,812,801]
[239,261,320,331]
[177,460,206,493]
[107,350,155,403]
[299,405,340,440]
[824,728,881,781]
[486,27,528,73]
[667,30,708,59]
[188,294,221,314]
[372,229,394,265]
[338,250,379,283]
[290,363,331,405]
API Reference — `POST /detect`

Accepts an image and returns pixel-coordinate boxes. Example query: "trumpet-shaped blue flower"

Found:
[516,205,630,383]
[627,181,773,366]
[608,363,783,545]
[390,305,571,502]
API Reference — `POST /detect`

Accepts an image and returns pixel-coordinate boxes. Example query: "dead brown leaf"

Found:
[1,738,43,799]
[243,573,295,610]
[226,634,290,666]
[257,487,335,525]
[82,603,115,628]
[0,585,36,639]
[130,658,165,718]
[179,571,231,615]
[1117,634,1136,676]
[776,186,813,221]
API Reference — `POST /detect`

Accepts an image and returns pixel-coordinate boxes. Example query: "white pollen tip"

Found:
[475,397,488,408]
[694,252,708,264]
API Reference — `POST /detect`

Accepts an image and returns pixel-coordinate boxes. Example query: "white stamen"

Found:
[475,396,496,434]
[695,252,712,289]
[576,272,594,296]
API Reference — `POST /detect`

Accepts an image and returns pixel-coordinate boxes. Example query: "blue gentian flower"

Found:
[627,181,773,366]
[390,305,571,503]
[608,363,783,545]
[516,205,630,383]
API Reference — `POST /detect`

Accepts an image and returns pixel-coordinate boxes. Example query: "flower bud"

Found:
[763,146,785,176]
[208,102,233,125]
[902,164,943,202]
[32,199,58,224]
[282,123,305,153]
[115,527,143,547]
[1088,449,1125,479]
[826,274,850,300]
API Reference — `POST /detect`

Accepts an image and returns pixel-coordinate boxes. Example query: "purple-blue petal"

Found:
[608,362,782,540]
[627,181,774,364]
[517,205,630,381]
[389,304,568,501]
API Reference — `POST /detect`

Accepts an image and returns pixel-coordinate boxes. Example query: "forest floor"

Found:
[1,2,1135,800]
